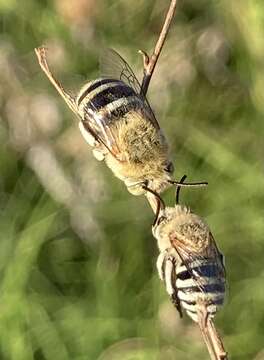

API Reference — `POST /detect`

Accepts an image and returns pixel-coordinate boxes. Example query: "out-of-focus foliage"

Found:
[0,1,263,359]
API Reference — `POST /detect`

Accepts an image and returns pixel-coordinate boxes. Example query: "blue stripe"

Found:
[180,283,225,294]
[177,263,223,280]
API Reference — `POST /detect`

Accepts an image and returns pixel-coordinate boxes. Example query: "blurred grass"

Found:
[0,0,264,359]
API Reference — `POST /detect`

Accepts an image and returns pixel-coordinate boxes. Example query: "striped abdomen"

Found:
[76,78,146,121]
[172,259,225,323]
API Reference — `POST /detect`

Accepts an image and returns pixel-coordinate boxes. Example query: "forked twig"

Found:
[34,47,78,115]
[139,0,178,96]
[35,46,110,149]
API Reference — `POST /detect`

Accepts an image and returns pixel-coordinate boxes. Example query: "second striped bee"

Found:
[148,178,227,358]
[149,177,226,325]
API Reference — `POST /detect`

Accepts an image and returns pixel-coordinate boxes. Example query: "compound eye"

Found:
[165,162,174,174]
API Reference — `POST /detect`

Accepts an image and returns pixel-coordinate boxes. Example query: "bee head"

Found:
[164,161,174,175]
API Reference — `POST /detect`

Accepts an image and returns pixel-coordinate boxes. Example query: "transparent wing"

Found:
[99,48,160,128]
[81,114,122,159]
[209,233,226,280]
[100,48,141,94]
[170,233,226,294]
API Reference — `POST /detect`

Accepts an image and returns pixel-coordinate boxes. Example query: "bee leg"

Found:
[92,149,105,161]
[79,121,98,147]
[156,251,167,281]
[157,249,177,287]
[167,257,183,318]
[159,252,183,318]
[170,263,183,318]
[171,292,183,318]
[78,121,106,161]
[164,256,176,296]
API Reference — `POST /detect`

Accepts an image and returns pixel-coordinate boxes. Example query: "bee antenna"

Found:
[176,175,187,204]
[168,179,208,188]
[167,177,208,205]
[142,185,165,226]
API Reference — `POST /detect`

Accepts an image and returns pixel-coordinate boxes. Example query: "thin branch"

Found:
[199,323,217,360]
[145,191,159,214]
[139,0,178,96]
[34,47,78,115]
[207,319,228,360]
[198,317,228,360]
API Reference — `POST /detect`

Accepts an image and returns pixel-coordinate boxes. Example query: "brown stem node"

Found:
[138,49,150,70]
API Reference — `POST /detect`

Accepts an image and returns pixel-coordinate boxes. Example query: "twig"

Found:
[139,0,178,96]
[208,319,228,360]
[198,317,228,360]
[199,323,217,360]
[34,47,78,115]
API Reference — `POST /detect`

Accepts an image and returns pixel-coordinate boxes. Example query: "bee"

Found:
[148,176,227,358]
[35,47,175,197]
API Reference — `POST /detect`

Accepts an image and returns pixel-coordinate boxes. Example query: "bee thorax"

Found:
[116,113,169,169]
[154,207,211,254]
[103,113,171,193]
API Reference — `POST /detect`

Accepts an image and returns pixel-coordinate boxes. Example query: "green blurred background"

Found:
[0,0,264,359]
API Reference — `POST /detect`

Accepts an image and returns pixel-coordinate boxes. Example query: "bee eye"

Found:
[165,162,174,174]
[157,215,166,226]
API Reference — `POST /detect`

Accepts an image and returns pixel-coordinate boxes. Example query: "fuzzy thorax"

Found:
[105,111,172,193]
[153,205,211,254]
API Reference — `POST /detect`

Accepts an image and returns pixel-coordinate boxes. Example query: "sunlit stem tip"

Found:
[138,49,150,69]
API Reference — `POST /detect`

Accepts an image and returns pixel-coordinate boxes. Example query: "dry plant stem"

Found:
[198,318,228,360]
[34,47,78,115]
[199,323,217,360]
[207,319,228,360]
[146,192,159,213]
[140,0,178,96]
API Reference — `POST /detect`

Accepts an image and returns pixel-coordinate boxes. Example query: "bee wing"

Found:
[169,232,226,293]
[99,48,160,129]
[209,233,226,275]
[208,233,229,305]
[81,115,122,159]
[100,48,141,94]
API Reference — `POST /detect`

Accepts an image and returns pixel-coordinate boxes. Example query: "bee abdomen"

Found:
[173,261,225,322]
[76,78,122,106]
[77,78,144,119]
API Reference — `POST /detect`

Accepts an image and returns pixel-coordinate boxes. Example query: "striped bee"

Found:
[150,177,226,326]
[35,47,174,197]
